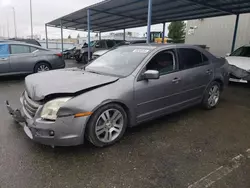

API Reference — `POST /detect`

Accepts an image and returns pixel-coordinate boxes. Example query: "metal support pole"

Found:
[60,20,64,52]
[162,23,165,43]
[87,9,91,62]
[45,24,48,49]
[30,0,33,39]
[12,7,17,38]
[146,0,152,44]
[7,17,10,38]
[231,14,239,53]
[123,29,126,40]
[99,32,101,41]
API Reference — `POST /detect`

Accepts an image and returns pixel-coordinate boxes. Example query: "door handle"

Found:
[206,69,213,75]
[0,58,8,61]
[172,77,181,83]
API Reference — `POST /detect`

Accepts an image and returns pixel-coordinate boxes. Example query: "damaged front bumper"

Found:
[6,100,88,147]
[228,65,250,83]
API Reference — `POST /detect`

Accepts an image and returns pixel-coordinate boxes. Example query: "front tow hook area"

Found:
[6,100,26,123]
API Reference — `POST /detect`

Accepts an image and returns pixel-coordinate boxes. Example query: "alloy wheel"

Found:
[208,85,220,107]
[37,65,50,72]
[95,109,124,143]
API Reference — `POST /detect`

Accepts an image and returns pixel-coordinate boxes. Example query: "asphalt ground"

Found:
[0,60,250,188]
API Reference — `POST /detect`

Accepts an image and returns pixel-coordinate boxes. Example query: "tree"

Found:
[68,34,71,39]
[77,33,80,38]
[168,21,186,43]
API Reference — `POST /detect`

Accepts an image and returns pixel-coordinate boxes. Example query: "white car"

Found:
[226,45,250,84]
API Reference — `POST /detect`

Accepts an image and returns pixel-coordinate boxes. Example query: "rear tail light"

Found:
[55,53,62,57]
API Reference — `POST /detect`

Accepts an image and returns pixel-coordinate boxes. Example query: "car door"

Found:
[134,48,184,123]
[176,47,214,103]
[9,44,37,73]
[0,44,11,74]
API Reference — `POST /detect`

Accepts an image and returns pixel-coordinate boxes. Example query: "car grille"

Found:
[23,91,40,117]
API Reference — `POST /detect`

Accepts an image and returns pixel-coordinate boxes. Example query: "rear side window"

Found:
[10,45,30,54]
[0,44,10,57]
[178,48,207,70]
[30,46,38,52]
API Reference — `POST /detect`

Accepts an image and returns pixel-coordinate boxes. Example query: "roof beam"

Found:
[61,19,121,31]
[91,9,147,22]
[183,0,235,14]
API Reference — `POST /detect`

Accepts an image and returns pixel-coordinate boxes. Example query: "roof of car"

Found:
[0,40,44,48]
[128,43,197,48]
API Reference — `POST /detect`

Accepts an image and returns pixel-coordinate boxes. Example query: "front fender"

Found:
[58,78,136,126]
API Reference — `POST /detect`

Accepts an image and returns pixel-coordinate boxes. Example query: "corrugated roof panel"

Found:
[47,0,250,32]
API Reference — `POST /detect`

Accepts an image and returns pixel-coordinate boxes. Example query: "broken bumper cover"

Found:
[6,100,88,146]
[228,65,250,83]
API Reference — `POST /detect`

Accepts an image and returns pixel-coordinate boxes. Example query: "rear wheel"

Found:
[86,103,128,147]
[202,81,221,109]
[34,62,51,73]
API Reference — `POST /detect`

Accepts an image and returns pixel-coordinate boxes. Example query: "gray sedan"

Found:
[7,44,229,147]
[0,41,65,76]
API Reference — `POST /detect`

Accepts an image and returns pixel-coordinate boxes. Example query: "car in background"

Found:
[226,45,250,84]
[63,46,76,59]
[7,44,228,148]
[0,41,65,76]
[92,40,146,59]
[77,39,124,63]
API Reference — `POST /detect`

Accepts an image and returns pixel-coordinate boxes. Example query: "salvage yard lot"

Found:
[0,60,250,188]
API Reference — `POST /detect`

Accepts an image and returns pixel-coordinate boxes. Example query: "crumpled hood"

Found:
[226,56,250,71]
[25,68,119,101]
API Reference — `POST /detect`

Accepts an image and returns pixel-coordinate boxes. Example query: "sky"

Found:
[0,0,169,39]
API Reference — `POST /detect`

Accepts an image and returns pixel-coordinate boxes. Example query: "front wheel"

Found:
[81,54,88,64]
[202,81,221,110]
[86,103,128,147]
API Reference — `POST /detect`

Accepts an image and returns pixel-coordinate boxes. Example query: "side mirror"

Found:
[143,70,160,80]
[226,53,230,57]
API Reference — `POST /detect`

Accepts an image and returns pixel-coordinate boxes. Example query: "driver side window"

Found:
[146,50,176,76]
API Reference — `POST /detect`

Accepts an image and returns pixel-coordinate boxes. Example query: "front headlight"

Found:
[41,97,71,120]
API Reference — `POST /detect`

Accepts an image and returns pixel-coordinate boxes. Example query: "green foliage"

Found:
[168,21,186,43]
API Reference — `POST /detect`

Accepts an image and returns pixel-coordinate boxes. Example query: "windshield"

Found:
[89,41,97,47]
[85,46,152,77]
[231,46,250,57]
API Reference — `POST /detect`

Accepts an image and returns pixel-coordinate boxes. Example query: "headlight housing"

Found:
[41,97,71,120]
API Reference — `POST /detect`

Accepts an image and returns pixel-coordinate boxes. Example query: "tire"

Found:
[86,103,128,147]
[34,62,51,73]
[202,81,221,110]
[81,54,88,64]
[75,55,82,62]
[247,81,250,87]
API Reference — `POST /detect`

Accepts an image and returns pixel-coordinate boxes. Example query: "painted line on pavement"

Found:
[188,148,250,188]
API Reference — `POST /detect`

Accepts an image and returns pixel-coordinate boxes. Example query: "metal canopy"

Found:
[47,0,250,32]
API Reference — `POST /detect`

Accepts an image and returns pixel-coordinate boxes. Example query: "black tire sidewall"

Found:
[86,103,128,147]
[202,81,221,110]
[34,62,51,73]
[82,54,88,64]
